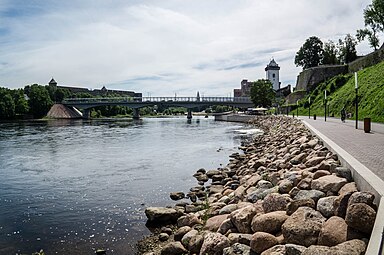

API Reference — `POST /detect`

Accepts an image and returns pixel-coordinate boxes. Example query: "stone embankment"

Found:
[140,116,377,255]
[46,104,83,119]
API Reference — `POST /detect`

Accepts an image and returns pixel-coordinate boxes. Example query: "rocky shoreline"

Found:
[137,115,377,255]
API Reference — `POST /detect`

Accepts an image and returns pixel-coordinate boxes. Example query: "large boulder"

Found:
[199,232,230,255]
[177,213,202,227]
[230,205,258,233]
[170,192,185,200]
[145,207,181,223]
[204,214,229,232]
[188,234,204,254]
[181,229,198,248]
[282,207,326,247]
[317,196,337,218]
[160,241,188,255]
[250,232,279,254]
[311,174,348,193]
[263,193,292,213]
[286,199,316,215]
[260,245,286,255]
[318,216,348,246]
[227,233,253,245]
[345,203,376,234]
[223,243,252,255]
[293,190,325,203]
[348,191,375,207]
[251,211,288,234]
[303,239,366,255]
[174,226,191,241]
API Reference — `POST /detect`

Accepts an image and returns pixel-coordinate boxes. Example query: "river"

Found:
[0,117,252,254]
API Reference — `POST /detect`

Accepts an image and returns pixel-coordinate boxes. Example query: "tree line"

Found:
[295,0,384,70]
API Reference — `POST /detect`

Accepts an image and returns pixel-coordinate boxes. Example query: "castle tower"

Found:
[48,77,57,87]
[265,59,280,91]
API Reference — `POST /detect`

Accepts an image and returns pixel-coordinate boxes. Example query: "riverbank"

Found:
[138,115,377,254]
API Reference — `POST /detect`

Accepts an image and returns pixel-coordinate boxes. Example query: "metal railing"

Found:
[62,96,252,104]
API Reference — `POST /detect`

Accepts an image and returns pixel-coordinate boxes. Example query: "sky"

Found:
[0,0,380,97]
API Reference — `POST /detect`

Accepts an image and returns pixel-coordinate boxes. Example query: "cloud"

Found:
[0,0,378,96]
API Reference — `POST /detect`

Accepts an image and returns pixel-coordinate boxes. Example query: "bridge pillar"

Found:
[187,109,192,119]
[83,109,91,119]
[133,108,140,120]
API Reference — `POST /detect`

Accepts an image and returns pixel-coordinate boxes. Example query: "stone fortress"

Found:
[233,59,291,98]
[48,78,142,98]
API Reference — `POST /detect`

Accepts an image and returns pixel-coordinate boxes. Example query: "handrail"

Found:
[62,97,252,104]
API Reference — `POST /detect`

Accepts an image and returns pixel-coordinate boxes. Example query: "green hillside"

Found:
[293,60,384,123]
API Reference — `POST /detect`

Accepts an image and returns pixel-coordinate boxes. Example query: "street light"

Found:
[355,72,358,129]
[308,96,311,119]
[324,90,327,122]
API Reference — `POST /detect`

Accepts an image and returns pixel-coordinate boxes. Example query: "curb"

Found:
[302,120,384,255]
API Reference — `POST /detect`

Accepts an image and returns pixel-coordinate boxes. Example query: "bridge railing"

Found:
[62,96,252,104]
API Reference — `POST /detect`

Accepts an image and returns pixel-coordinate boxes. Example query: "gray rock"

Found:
[207,169,221,178]
[261,245,286,255]
[317,196,337,218]
[338,182,358,195]
[174,226,191,241]
[282,207,326,247]
[230,205,257,233]
[223,243,252,255]
[348,191,375,207]
[161,227,173,235]
[181,229,198,248]
[228,233,253,246]
[293,190,325,203]
[278,179,294,193]
[345,203,376,234]
[188,234,204,254]
[247,187,278,203]
[250,232,279,254]
[159,233,169,241]
[170,192,185,200]
[305,157,325,167]
[219,204,238,215]
[160,241,188,255]
[200,232,230,255]
[218,218,236,235]
[334,192,353,218]
[333,167,353,182]
[285,244,307,255]
[303,239,366,255]
[145,207,181,223]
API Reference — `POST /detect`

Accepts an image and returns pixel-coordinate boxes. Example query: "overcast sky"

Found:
[0,0,379,96]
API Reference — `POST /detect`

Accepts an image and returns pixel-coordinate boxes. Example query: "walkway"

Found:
[300,116,384,180]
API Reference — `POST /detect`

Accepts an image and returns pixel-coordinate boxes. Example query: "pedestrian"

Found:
[341,107,346,122]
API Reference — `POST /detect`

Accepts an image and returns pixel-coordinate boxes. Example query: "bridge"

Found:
[62,96,254,119]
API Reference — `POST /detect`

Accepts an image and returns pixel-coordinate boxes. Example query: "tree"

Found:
[338,34,358,64]
[295,36,324,69]
[323,40,339,65]
[12,89,29,114]
[0,88,15,119]
[28,84,53,118]
[357,0,384,50]
[250,79,275,108]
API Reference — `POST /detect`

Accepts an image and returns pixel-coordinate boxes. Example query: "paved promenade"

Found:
[299,116,384,180]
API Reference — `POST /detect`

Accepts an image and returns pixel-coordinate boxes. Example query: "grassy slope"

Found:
[294,60,384,123]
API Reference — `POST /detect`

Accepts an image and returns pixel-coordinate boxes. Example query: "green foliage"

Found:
[0,88,16,118]
[357,0,384,50]
[250,79,275,108]
[293,60,384,122]
[295,36,324,69]
[323,40,339,65]
[338,34,358,64]
[28,84,54,118]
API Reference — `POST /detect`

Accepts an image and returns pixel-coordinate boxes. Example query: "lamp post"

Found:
[308,97,311,119]
[324,90,327,122]
[296,100,299,118]
[355,72,358,129]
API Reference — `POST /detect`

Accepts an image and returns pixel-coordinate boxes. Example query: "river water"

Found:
[0,117,251,254]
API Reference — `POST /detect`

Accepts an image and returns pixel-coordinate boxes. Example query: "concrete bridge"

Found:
[62,96,254,119]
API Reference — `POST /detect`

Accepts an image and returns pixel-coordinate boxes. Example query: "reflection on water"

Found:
[0,117,247,254]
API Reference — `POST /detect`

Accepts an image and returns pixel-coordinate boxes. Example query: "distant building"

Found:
[234,59,289,98]
[48,78,142,97]
[265,58,280,91]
